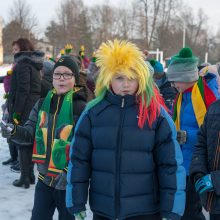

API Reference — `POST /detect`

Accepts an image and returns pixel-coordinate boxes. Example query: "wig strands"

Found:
[87,39,166,128]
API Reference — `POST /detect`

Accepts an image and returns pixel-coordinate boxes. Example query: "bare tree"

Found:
[9,0,38,35]
[46,0,93,55]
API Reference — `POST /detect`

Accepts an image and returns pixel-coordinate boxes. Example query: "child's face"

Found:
[111,73,138,96]
[53,66,76,95]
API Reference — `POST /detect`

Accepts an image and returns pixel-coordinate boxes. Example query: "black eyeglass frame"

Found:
[53,72,75,79]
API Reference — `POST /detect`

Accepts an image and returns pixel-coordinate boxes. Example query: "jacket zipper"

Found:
[49,96,60,187]
[115,98,125,218]
[207,131,220,211]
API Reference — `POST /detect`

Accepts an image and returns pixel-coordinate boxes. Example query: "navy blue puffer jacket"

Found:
[67,91,185,220]
[190,99,220,214]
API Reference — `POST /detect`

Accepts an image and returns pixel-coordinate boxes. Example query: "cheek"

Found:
[111,81,121,92]
[67,79,75,88]
[131,81,138,90]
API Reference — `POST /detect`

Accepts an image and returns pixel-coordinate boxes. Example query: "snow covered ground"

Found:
[0,65,209,219]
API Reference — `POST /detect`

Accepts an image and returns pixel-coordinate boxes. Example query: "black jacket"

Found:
[8,51,44,125]
[190,100,220,214]
[155,75,178,111]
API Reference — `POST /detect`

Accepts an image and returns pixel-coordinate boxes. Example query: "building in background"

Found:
[36,38,53,59]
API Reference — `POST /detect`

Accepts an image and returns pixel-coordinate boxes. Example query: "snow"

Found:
[0,64,12,76]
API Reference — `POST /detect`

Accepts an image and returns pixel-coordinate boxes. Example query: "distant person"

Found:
[7,38,44,188]
[1,40,22,167]
[149,59,177,112]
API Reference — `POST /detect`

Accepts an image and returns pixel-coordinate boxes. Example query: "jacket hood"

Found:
[14,50,45,70]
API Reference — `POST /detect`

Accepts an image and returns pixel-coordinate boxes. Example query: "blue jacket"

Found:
[180,75,220,175]
[66,91,185,220]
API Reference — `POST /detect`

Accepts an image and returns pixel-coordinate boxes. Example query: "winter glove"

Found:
[195,174,214,194]
[176,130,187,144]
[74,211,86,220]
[55,171,67,190]
[0,120,15,138]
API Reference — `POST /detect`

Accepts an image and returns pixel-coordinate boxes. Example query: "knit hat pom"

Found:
[179,47,193,58]
[149,59,157,67]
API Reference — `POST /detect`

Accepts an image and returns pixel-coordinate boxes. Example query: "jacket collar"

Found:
[105,90,136,108]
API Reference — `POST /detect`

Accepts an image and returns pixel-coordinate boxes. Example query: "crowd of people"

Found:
[1,37,220,220]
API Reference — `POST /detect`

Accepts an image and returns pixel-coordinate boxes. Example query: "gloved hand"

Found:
[195,174,214,194]
[74,211,86,220]
[162,218,172,220]
[55,171,67,190]
[0,120,15,138]
[177,130,187,144]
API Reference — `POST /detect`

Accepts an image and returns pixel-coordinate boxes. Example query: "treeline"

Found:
[2,0,220,63]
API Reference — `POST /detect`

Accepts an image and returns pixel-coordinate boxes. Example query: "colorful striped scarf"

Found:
[32,90,74,177]
[173,77,216,130]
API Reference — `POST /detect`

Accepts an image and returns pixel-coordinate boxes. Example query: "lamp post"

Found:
[177,16,186,48]
[182,20,186,48]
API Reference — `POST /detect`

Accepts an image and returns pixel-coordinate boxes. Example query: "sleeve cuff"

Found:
[67,205,86,216]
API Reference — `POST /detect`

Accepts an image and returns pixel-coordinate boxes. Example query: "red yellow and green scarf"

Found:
[173,77,216,130]
[32,90,74,177]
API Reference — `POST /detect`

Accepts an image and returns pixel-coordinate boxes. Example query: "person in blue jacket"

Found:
[66,40,186,220]
[166,47,220,220]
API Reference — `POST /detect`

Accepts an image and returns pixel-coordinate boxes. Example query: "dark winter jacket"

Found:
[66,91,186,220]
[11,88,87,188]
[40,76,53,98]
[190,99,220,214]
[40,61,54,98]
[157,77,178,111]
[8,50,44,125]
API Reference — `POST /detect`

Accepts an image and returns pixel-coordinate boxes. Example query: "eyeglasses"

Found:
[53,72,74,79]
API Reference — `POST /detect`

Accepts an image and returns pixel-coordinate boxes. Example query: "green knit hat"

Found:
[167,47,199,82]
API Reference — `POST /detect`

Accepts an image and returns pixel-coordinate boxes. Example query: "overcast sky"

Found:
[0,0,219,35]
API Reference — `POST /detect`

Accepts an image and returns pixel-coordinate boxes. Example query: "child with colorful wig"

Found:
[66,40,186,220]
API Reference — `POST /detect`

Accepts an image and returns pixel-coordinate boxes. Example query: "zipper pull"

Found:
[121,98,125,108]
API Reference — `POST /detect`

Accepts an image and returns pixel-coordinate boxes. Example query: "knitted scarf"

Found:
[173,77,216,130]
[32,90,74,177]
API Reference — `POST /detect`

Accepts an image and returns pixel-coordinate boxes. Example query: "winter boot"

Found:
[13,176,30,188]
[12,147,32,189]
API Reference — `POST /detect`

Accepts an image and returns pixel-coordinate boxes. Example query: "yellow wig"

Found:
[95,39,151,96]
[87,39,165,128]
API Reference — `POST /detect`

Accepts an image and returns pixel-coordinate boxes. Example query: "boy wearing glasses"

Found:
[1,56,87,220]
